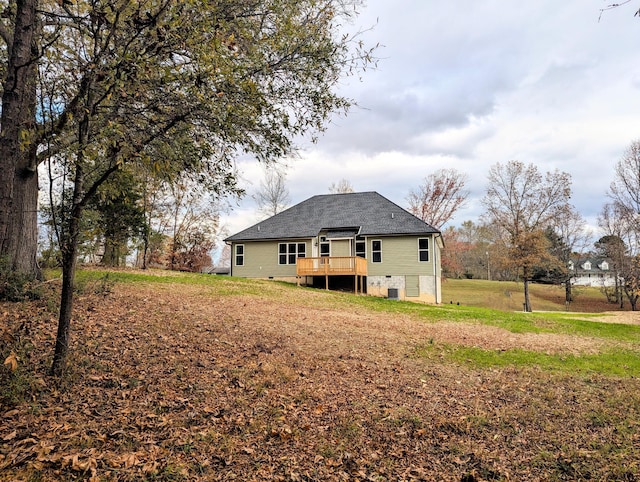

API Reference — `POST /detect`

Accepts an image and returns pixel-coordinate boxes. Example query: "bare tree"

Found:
[407,168,469,229]
[550,205,592,303]
[167,181,220,272]
[455,220,496,280]
[598,201,640,310]
[598,1,640,21]
[608,140,640,253]
[600,140,640,310]
[329,179,355,193]
[596,206,628,308]
[217,244,232,269]
[482,160,572,312]
[254,168,291,218]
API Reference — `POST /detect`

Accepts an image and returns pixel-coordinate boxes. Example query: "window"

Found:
[372,240,382,263]
[279,242,305,265]
[355,236,366,258]
[319,237,330,257]
[235,244,244,266]
[418,238,429,262]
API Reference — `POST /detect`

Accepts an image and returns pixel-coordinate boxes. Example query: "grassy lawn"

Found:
[442,278,621,313]
[2,269,639,480]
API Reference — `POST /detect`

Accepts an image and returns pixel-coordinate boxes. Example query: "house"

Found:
[225,192,444,303]
[569,257,617,287]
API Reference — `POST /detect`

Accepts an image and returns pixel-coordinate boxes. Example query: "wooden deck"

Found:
[296,256,367,293]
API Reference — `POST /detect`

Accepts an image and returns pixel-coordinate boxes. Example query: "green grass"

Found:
[49,268,640,376]
[416,343,640,377]
[58,268,640,343]
[442,278,615,313]
[341,291,640,342]
[45,267,273,296]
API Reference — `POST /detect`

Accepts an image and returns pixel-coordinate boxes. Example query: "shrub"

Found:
[0,257,42,301]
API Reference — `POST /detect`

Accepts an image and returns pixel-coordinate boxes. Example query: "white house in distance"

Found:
[569,257,617,287]
[225,192,444,303]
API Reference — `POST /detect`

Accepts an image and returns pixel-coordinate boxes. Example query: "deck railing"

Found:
[296,256,367,277]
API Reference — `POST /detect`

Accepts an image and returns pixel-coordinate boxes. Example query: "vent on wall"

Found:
[388,288,399,300]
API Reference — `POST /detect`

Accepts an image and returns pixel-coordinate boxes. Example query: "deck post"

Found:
[325,259,329,290]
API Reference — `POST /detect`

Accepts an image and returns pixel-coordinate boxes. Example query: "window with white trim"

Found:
[371,240,382,263]
[355,236,366,258]
[418,238,429,262]
[235,244,244,266]
[279,242,306,265]
[319,237,330,257]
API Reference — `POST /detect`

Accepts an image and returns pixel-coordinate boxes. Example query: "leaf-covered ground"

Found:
[2,276,640,481]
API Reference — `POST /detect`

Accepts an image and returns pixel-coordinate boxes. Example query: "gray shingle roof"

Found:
[225,192,440,242]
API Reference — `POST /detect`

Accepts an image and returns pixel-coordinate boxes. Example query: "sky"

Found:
[219,0,640,247]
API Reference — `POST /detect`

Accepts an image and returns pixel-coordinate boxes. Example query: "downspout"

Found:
[227,241,233,277]
[434,233,443,304]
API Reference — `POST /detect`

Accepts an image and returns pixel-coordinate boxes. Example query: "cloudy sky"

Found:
[220,0,640,244]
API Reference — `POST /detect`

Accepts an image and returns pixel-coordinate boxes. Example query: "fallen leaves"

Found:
[3,352,17,372]
[1,278,640,480]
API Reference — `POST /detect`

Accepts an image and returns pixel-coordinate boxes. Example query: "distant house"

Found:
[569,257,617,287]
[225,192,444,303]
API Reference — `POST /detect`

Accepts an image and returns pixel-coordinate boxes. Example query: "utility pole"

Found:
[486,251,490,281]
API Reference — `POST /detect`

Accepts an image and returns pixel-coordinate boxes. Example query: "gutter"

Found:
[225,239,232,277]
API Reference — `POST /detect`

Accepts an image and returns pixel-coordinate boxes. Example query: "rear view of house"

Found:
[225,192,443,303]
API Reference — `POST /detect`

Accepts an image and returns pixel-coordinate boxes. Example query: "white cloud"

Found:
[222,0,640,243]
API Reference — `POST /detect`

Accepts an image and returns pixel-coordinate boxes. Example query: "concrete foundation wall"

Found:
[367,275,439,304]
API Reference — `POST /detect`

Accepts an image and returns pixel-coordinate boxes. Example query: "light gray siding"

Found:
[366,236,436,277]
[331,239,351,257]
[230,232,442,304]
[231,240,310,278]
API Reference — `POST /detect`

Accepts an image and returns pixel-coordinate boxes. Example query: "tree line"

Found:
[407,142,640,312]
[251,144,640,313]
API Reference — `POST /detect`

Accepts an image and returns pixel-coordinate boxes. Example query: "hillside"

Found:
[1,271,639,481]
[442,278,632,315]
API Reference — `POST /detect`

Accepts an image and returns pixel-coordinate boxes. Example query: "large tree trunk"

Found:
[101,230,123,267]
[101,241,120,267]
[0,0,41,279]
